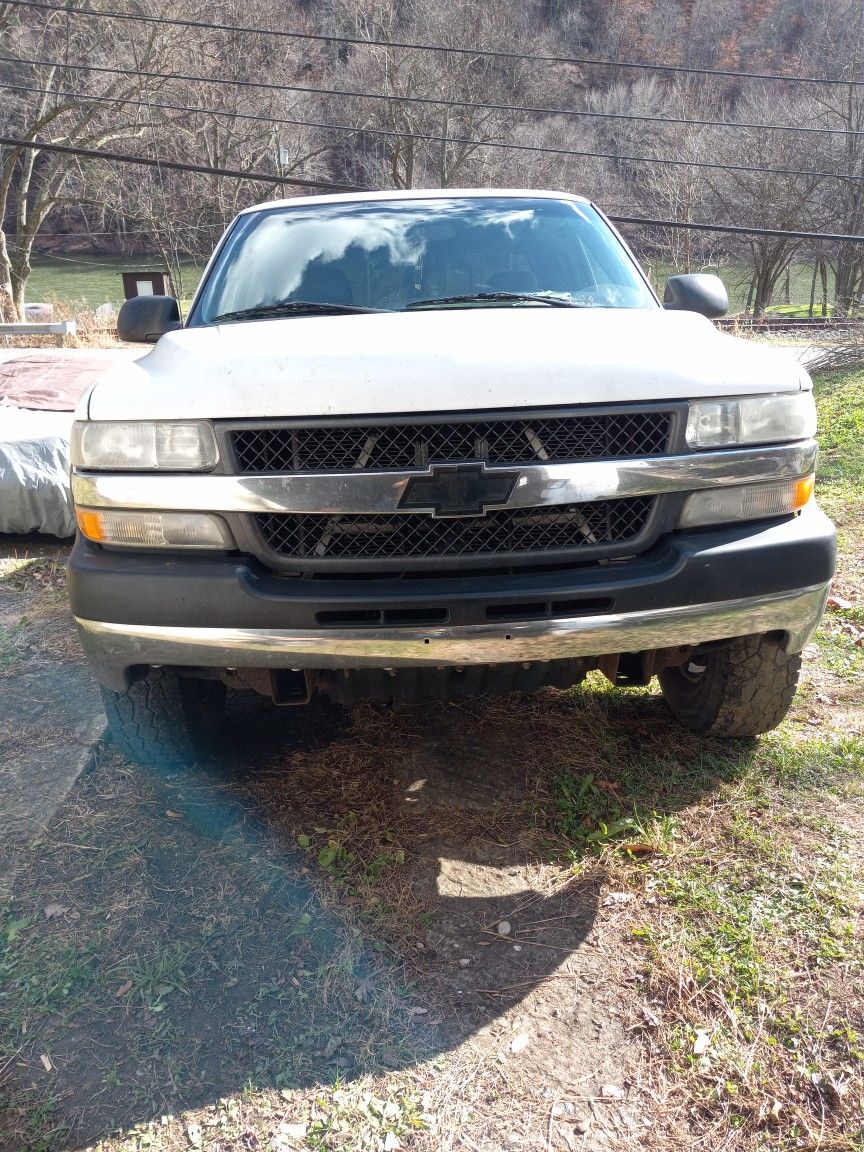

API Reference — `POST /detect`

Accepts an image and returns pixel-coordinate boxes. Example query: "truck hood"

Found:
[86,307,806,421]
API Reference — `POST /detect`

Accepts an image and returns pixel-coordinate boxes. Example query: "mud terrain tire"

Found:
[101,669,226,768]
[659,634,801,737]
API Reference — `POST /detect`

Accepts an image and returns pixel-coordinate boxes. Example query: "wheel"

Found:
[658,634,801,738]
[100,668,227,768]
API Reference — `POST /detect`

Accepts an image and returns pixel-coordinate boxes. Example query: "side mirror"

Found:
[663,273,728,319]
[117,295,181,343]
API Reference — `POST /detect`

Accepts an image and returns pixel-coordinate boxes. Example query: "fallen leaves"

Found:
[759,1098,783,1126]
[827,594,854,611]
[273,1120,308,1148]
[354,974,375,1001]
[811,1070,848,1108]
[602,892,635,907]
[599,1083,625,1100]
[114,979,134,998]
[641,1004,662,1028]
[837,619,864,646]
[826,593,864,643]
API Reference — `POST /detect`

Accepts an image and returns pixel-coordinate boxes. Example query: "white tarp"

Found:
[0,407,76,536]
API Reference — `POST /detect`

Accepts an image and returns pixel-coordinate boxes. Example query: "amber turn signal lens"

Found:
[794,474,815,509]
[76,508,106,542]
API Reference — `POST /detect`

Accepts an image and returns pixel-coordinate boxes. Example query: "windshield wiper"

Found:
[213,300,388,323]
[405,291,586,310]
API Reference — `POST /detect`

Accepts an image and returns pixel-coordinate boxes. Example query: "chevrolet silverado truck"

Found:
[67,190,836,767]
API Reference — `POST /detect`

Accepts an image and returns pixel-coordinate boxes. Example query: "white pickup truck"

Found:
[67,189,835,766]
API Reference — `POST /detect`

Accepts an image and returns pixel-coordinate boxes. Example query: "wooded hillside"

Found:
[3,0,864,315]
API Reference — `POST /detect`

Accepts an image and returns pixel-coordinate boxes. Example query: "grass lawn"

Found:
[642,259,826,315]
[0,373,861,1152]
[21,254,829,317]
[26,256,205,309]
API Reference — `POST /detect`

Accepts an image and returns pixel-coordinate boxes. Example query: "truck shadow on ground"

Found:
[0,683,758,1150]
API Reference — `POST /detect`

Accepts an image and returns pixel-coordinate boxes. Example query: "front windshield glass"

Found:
[191,196,656,324]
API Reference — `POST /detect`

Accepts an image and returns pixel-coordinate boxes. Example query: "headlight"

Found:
[71,421,218,471]
[76,509,233,549]
[679,475,814,528]
[686,392,816,449]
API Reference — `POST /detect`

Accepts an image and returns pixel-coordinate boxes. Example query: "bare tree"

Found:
[805,2,864,314]
[2,0,858,320]
[315,0,575,190]
[0,0,342,311]
[705,91,829,315]
[0,3,179,315]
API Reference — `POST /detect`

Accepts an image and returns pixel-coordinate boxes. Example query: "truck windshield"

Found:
[191,196,656,324]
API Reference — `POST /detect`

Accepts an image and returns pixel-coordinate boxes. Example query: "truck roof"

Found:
[240,187,591,215]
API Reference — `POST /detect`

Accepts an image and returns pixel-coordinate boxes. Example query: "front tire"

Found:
[658,634,801,738]
[101,668,227,768]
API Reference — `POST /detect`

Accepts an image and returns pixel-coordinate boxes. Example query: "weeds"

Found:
[111,941,194,1011]
[554,769,676,856]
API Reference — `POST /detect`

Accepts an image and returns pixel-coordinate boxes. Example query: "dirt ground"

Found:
[0,534,648,1150]
[1,364,862,1152]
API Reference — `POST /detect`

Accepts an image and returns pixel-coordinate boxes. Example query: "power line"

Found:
[4,135,864,243]
[5,0,864,89]
[0,51,619,121]
[0,134,362,191]
[6,48,864,141]
[610,216,863,242]
[5,74,864,143]
[3,62,864,185]
[35,229,208,237]
[31,249,171,267]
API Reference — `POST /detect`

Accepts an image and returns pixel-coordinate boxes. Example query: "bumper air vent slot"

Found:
[485,597,613,622]
[383,607,449,625]
[550,598,613,617]
[486,602,548,621]
[316,609,381,626]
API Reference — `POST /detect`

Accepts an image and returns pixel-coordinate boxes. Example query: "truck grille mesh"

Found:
[256,497,654,561]
[232,411,671,473]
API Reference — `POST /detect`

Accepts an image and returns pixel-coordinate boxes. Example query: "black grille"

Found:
[232,411,671,473]
[256,497,654,561]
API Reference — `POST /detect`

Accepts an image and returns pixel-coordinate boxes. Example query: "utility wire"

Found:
[5,75,864,141]
[4,51,863,136]
[3,64,864,184]
[4,135,864,243]
[611,216,863,242]
[5,0,864,89]
[0,135,363,191]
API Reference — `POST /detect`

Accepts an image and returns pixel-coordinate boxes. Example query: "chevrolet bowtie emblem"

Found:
[399,462,520,518]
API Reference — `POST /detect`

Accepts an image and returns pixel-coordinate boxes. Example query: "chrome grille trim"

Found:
[71,441,818,515]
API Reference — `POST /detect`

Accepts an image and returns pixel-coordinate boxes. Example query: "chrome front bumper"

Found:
[75,581,830,688]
